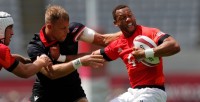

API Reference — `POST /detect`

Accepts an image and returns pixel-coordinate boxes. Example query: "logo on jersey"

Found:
[72,27,79,33]
[118,48,122,53]
[156,31,165,37]
[34,96,39,101]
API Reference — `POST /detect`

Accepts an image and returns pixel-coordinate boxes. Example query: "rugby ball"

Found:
[133,35,160,66]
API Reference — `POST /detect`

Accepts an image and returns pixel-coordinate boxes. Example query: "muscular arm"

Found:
[92,32,121,46]
[132,36,181,60]
[65,53,89,62]
[12,54,32,64]
[11,55,51,78]
[40,60,77,79]
[153,36,181,57]
[40,54,104,79]
[78,27,121,47]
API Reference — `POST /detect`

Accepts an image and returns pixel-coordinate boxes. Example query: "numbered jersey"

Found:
[100,25,170,88]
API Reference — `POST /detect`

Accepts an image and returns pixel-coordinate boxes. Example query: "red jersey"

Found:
[101,25,169,88]
[0,44,19,72]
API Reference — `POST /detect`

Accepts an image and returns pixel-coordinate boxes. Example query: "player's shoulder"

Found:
[140,25,160,32]
[68,22,85,35]
[0,43,9,51]
[139,25,161,38]
[0,44,10,58]
[69,22,85,30]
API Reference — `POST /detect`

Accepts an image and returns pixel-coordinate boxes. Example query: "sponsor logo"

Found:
[156,31,165,36]
[118,48,122,53]
[34,96,39,102]
[72,27,78,33]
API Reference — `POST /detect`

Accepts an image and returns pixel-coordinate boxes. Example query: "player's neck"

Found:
[122,31,134,38]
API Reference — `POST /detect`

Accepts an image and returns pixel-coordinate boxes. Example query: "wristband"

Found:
[72,58,82,70]
[57,55,66,62]
[144,48,154,58]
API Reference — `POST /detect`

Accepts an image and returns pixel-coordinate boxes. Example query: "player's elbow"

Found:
[174,42,181,53]
[171,42,181,55]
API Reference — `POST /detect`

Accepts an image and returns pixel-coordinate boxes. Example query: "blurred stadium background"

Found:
[0,0,200,102]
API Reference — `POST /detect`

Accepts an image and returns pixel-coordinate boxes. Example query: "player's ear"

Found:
[46,23,52,29]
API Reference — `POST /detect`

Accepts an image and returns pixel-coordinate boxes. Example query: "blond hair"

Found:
[45,5,69,24]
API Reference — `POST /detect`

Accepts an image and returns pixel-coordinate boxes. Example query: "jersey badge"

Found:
[34,96,39,101]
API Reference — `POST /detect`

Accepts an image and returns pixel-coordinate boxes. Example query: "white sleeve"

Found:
[79,27,95,43]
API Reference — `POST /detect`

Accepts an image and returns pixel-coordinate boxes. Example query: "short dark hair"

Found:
[112,5,129,20]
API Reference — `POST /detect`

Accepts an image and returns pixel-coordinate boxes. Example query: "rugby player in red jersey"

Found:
[0,11,51,78]
[92,5,180,102]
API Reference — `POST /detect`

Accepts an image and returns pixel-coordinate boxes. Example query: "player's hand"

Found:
[80,54,105,68]
[36,54,52,67]
[132,47,145,61]
[50,44,60,60]
[91,49,100,55]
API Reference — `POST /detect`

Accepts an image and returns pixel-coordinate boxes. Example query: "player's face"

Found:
[4,25,14,46]
[114,7,137,37]
[51,18,69,42]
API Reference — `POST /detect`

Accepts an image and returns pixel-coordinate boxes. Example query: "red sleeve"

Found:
[144,28,167,45]
[0,44,19,71]
[101,41,120,61]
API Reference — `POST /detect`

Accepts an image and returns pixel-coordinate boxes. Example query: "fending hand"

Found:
[37,54,52,67]
[80,54,105,68]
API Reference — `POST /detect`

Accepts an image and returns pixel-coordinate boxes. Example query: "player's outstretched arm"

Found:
[78,27,121,47]
[12,54,52,78]
[12,54,32,64]
[40,54,104,79]
[92,31,122,46]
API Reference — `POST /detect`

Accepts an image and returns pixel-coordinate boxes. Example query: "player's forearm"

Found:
[13,62,44,78]
[41,62,77,79]
[93,32,121,47]
[12,54,31,64]
[42,54,104,79]
[42,54,87,79]
[65,53,89,62]
[101,32,121,45]
[92,34,107,46]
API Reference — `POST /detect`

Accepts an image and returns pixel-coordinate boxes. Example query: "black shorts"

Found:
[30,85,86,102]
